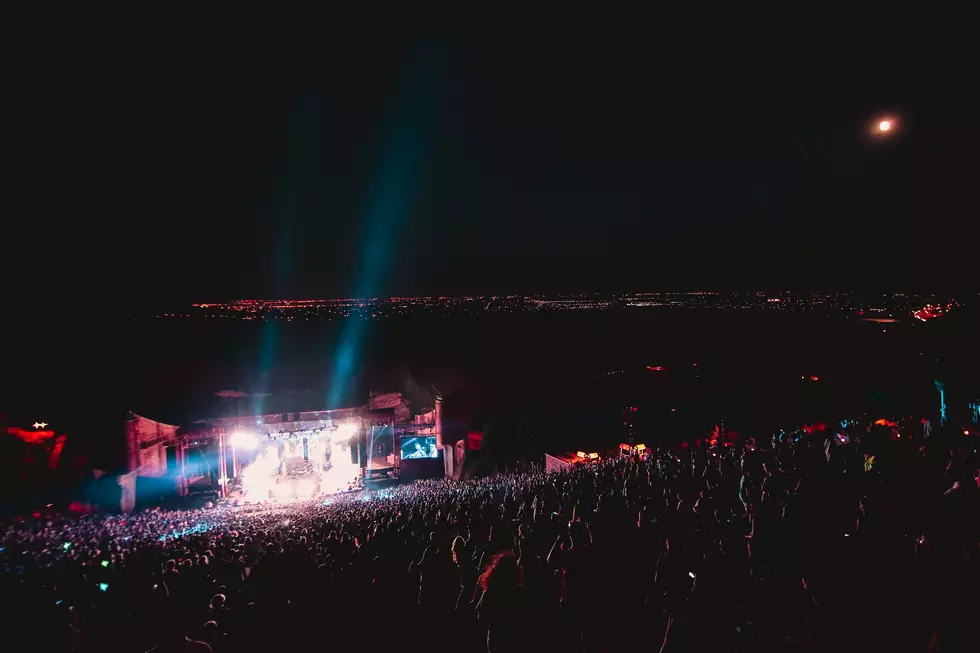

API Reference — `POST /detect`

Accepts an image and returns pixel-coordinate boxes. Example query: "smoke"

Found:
[240,447,278,500]
[239,433,360,502]
[320,439,360,494]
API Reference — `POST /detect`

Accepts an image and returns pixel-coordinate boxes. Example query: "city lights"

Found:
[170,292,957,321]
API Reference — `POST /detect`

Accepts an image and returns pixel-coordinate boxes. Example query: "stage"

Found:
[229,423,364,502]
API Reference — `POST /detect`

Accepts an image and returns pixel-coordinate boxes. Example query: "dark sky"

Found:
[12,22,978,308]
[3,19,976,435]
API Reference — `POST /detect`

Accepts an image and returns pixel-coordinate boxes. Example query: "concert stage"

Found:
[124,392,449,510]
[231,423,363,502]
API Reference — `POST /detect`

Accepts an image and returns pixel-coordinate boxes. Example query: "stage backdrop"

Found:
[125,413,179,477]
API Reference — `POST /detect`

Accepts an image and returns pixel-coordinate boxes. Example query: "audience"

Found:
[2,422,978,652]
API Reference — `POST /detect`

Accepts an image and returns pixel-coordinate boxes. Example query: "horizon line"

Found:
[184,289,968,305]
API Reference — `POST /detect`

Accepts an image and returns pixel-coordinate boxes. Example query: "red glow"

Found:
[809,376,819,382]
[50,435,67,469]
[646,366,667,372]
[913,305,947,321]
[7,427,56,444]
[874,418,898,428]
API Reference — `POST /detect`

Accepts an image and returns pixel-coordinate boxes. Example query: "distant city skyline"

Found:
[141,291,963,321]
[186,289,970,302]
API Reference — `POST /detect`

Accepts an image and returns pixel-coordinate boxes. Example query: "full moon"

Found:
[878,120,891,132]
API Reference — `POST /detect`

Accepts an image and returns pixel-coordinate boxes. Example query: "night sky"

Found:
[3,19,976,453]
[11,24,978,309]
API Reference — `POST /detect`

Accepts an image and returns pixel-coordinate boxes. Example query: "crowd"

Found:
[2,425,978,652]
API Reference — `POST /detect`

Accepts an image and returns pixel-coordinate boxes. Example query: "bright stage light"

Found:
[230,431,259,450]
[271,484,288,500]
[241,448,277,501]
[878,120,891,132]
[296,479,315,498]
[333,423,359,442]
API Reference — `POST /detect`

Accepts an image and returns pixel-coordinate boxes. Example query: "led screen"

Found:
[400,436,438,460]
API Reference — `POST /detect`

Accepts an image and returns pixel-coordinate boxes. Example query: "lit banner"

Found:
[6,427,56,444]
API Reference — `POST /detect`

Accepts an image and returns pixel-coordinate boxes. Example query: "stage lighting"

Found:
[333,423,358,441]
[296,479,315,498]
[230,431,260,450]
[271,484,288,500]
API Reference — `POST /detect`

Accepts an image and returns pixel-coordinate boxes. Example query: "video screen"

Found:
[401,436,438,460]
